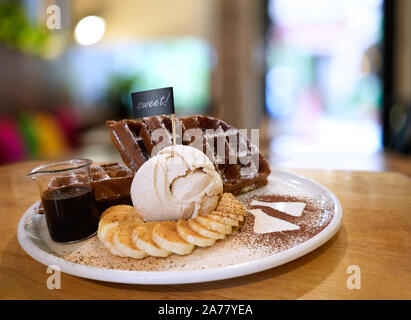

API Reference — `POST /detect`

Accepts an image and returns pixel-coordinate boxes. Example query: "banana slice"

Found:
[216,204,247,217]
[97,210,128,243]
[97,221,118,243]
[176,219,216,247]
[113,221,147,259]
[216,193,247,217]
[97,193,246,259]
[152,221,195,255]
[206,213,239,227]
[102,224,126,257]
[188,219,226,240]
[132,222,171,257]
[195,215,232,235]
[98,205,143,242]
[211,210,244,222]
[100,204,143,220]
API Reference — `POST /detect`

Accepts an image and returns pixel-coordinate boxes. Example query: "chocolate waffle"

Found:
[47,162,134,214]
[90,163,134,212]
[106,115,270,195]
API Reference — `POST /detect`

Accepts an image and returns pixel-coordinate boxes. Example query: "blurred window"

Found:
[266,0,384,157]
[67,37,211,117]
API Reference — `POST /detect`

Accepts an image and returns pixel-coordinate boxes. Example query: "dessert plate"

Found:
[17,170,342,285]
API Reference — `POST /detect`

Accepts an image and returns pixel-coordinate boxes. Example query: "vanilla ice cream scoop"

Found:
[130,145,223,222]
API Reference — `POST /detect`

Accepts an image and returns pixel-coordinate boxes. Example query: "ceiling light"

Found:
[74,16,106,46]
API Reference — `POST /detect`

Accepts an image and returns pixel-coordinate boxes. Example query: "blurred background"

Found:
[0,0,410,175]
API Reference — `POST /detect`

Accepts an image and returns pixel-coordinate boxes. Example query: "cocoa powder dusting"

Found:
[236,194,334,255]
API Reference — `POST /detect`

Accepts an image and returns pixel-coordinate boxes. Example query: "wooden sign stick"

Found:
[171,113,177,147]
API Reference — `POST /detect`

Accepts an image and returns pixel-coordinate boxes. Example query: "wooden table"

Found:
[1,161,410,300]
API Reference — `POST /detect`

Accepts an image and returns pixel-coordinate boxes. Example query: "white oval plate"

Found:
[17,170,342,285]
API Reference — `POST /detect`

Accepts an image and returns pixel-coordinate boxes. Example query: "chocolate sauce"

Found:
[41,185,99,242]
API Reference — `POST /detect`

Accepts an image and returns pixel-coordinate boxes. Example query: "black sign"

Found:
[131,87,175,118]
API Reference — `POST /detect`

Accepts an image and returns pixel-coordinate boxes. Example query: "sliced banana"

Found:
[206,213,239,227]
[113,221,147,259]
[216,204,247,217]
[97,193,246,260]
[102,224,126,257]
[152,221,195,255]
[97,221,118,243]
[211,210,244,222]
[188,218,226,239]
[176,219,216,247]
[195,215,232,235]
[132,222,171,257]
[216,193,247,217]
[98,213,127,243]
[98,205,143,242]
[101,204,143,221]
